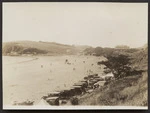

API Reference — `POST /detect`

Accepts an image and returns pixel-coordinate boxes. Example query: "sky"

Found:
[3,3,148,48]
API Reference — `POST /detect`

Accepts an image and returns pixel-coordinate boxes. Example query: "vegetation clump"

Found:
[70,97,79,105]
[98,54,143,79]
[78,46,147,106]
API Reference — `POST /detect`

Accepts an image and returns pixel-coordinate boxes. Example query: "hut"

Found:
[105,72,114,77]
[47,91,60,97]
[72,86,83,95]
[87,74,98,79]
[74,81,88,89]
[46,97,59,105]
[93,81,106,89]
[59,89,72,99]
[84,76,88,80]
[93,76,105,81]
[35,98,50,106]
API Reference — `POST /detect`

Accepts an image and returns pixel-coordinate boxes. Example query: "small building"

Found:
[35,98,50,106]
[46,97,59,105]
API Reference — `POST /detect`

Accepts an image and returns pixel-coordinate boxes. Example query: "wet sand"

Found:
[3,55,106,105]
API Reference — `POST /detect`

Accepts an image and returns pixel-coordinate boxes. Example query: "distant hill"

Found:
[2,41,90,56]
[115,45,130,49]
[140,43,148,50]
[83,46,139,57]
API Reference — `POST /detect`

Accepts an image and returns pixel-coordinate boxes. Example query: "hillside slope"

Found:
[2,41,89,56]
[78,48,148,106]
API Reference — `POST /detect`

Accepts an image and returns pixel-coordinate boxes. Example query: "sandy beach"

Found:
[3,55,106,105]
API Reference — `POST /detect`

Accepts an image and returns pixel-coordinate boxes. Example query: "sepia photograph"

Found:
[2,2,148,110]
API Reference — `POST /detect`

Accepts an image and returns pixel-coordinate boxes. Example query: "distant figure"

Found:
[73,68,76,70]
[83,61,85,63]
[41,65,43,68]
[89,69,93,74]
[65,59,68,64]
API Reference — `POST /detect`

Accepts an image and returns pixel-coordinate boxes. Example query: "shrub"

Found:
[70,97,79,105]
[98,54,133,79]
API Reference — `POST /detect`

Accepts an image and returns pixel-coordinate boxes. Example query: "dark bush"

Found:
[98,54,133,79]
[70,97,79,105]
[22,48,48,54]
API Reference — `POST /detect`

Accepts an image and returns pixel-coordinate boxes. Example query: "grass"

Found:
[78,47,148,106]
[78,71,147,106]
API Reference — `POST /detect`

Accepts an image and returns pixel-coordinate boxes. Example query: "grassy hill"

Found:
[2,41,89,56]
[130,48,148,71]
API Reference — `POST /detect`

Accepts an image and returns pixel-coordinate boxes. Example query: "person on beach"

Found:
[65,59,68,64]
